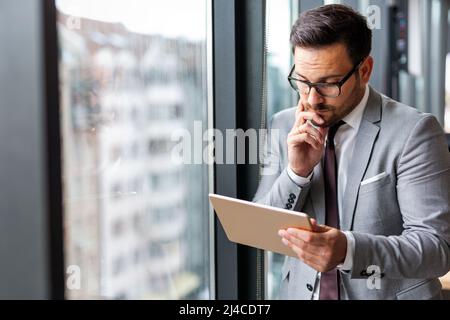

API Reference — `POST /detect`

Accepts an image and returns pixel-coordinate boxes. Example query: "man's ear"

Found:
[359,56,374,84]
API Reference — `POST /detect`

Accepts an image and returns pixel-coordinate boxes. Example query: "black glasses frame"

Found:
[287,58,366,98]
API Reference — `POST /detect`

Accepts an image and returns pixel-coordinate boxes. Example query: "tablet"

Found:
[209,193,312,258]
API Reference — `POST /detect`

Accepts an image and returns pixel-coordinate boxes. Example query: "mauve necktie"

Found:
[319,120,345,300]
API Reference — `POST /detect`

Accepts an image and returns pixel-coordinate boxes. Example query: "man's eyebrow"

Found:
[295,71,344,82]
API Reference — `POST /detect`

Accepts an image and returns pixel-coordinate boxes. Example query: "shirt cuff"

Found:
[337,231,355,272]
[286,166,313,187]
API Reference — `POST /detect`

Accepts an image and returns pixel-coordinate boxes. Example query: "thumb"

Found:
[309,218,332,233]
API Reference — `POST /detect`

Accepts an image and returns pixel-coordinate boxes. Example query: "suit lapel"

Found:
[341,87,382,231]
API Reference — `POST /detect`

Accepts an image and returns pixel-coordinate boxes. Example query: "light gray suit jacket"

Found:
[253,87,450,300]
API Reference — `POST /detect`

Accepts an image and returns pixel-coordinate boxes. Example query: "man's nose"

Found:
[307,87,324,106]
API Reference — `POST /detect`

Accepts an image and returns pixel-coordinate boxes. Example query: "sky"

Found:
[56,0,207,41]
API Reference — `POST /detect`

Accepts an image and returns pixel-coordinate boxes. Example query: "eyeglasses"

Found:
[287,58,365,98]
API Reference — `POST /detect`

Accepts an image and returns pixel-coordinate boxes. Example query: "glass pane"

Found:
[266,0,297,120]
[56,0,212,299]
[265,0,297,299]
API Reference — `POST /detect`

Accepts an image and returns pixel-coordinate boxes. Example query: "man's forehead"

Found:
[294,45,352,68]
[294,58,337,70]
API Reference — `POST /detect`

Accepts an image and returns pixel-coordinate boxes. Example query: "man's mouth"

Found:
[305,106,333,113]
[312,107,332,113]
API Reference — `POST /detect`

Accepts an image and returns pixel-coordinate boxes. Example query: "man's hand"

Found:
[278,219,347,273]
[287,99,328,177]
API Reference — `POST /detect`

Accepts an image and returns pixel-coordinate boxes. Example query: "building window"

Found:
[112,219,125,237]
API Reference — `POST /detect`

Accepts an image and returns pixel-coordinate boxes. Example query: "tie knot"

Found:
[327,120,346,143]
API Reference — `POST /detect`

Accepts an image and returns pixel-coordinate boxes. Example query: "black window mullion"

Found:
[0,0,64,299]
[213,0,266,300]
[43,0,65,300]
[213,0,240,300]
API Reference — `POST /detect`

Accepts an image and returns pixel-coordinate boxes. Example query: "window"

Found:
[264,0,392,299]
[112,219,125,237]
[266,0,297,119]
[264,0,450,300]
[57,0,212,299]
[265,0,298,300]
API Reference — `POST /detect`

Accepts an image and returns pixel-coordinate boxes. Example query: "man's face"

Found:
[293,43,369,127]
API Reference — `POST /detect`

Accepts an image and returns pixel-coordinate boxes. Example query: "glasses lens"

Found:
[288,76,341,98]
[289,79,310,95]
[316,84,340,98]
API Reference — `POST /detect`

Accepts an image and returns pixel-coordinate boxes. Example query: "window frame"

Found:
[0,0,64,299]
[213,0,266,300]
[0,0,274,300]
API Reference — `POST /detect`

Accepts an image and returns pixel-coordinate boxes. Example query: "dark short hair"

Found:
[290,4,372,65]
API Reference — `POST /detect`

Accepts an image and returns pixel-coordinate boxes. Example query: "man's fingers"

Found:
[279,229,322,248]
[286,228,324,246]
[295,99,304,123]
[288,242,323,268]
[309,218,320,232]
[280,230,322,256]
[294,99,303,124]
[294,111,325,129]
[312,223,333,233]
[288,133,322,150]
[296,123,326,144]
[318,126,329,136]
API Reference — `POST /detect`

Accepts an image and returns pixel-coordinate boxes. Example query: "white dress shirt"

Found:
[286,84,370,299]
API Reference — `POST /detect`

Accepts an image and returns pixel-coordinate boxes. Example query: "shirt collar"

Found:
[342,84,370,132]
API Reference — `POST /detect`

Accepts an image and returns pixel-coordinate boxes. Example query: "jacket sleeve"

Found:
[252,113,311,212]
[351,115,450,279]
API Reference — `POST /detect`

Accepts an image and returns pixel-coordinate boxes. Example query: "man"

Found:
[253,4,450,300]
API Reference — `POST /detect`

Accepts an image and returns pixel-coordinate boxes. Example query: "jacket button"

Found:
[286,203,292,209]
[288,198,294,204]
[306,284,313,292]
[289,193,296,199]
